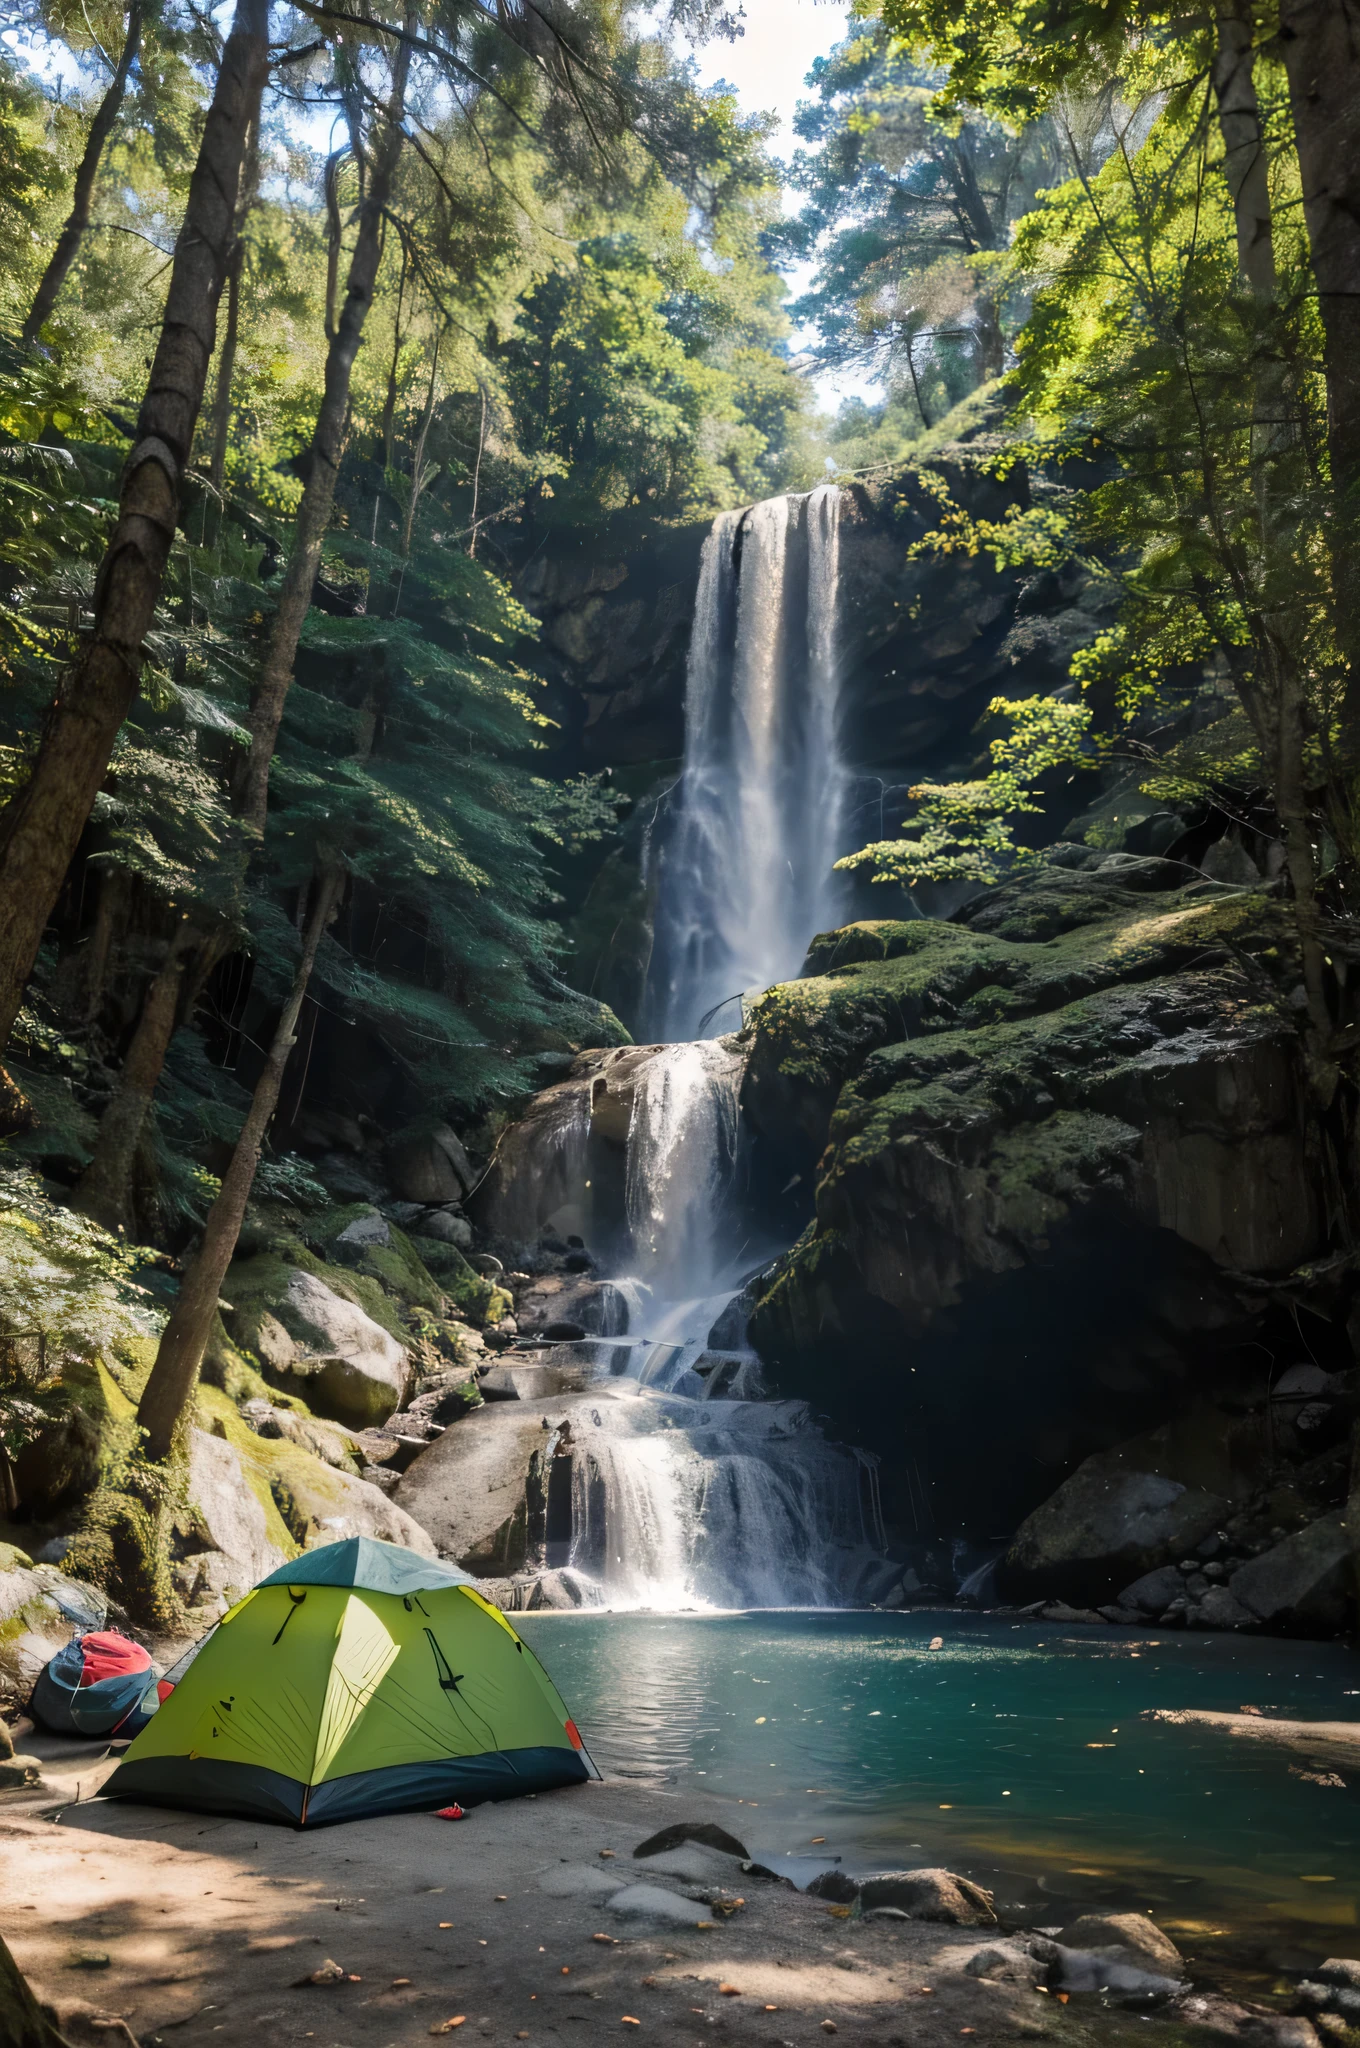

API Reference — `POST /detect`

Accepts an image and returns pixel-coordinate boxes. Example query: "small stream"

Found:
[521,1609,1360,1970]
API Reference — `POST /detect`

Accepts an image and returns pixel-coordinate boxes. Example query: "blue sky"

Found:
[691,0,880,411]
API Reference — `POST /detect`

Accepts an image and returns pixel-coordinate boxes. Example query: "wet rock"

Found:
[478,1366,524,1401]
[420,1208,474,1249]
[809,1867,997,1926]
[964,1940,1051,1988]
[604,1884,713,1927]
[634,1821,750,1861]
[1189,1584,1255,1629]
[1057,1914,1184,1976]
[541,1320,586,1342]
[1003,1455,1231,1608]
[1172,1993,1322,2044]
[1298,1960,1360,2022]
[537,1861,624,1901]
[1229,1514,1351,1634]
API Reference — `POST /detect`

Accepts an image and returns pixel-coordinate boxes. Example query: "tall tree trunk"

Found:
[135,870,342,1460]
[71,922,193,1233]
[0,0,270,1053]
[381,238,409,472]
[207,242,244,496]
[206,118,259,495]
[1212,2,1277,301]
[400,324,442,555]
[1277,0,1360,716]
[21,0,145,347]
[237,20,413,838]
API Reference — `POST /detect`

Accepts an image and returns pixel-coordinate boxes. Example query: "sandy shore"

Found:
[3,1730,1061,2048]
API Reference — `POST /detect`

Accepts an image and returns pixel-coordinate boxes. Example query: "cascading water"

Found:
[648,484,853,1042]
[550,1039,881,1611]
[482,486,884,1611]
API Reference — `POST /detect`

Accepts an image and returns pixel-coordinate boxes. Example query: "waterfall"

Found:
[649,485,853,1041]
[482,485,885,1612]
[625,1039,743,1298]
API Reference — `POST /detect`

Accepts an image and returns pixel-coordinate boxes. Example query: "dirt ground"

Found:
[0,1727,1099,2048]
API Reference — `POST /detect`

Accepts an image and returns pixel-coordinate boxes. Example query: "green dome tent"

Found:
[103,1538,594,1827]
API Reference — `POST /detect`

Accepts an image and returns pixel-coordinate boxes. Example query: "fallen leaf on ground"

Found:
[825,1906,852,1919]
[439,1922,454,1929]
[822,2023,838,2035]
[764,2006,778,2013]
[621,2019,640,2028]
[696,1921,716,1931]
[429,2019,466,2034]
[599,1850,616,1859]
[392,1979,411,1988]
[811,1837,825,1844]
[718,1984,741,1996]
[593,1934,617,1945]
[495,1895,508,1902]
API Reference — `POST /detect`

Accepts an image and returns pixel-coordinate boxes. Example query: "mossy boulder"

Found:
[746,866,1329,1553]
[221,1256,410,1426]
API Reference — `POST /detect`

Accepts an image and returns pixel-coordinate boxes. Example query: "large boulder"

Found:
[268,1456,435,1556]
[182,1428,287,1609]
[387,1123,474,1204]
[744,875,1334,1552]
[234,1268,409,1426]
[1001,1448,1230,1608]
[0,1545,108,1699]
[808,1866,997,1926]
[1229,1513,1351,1634]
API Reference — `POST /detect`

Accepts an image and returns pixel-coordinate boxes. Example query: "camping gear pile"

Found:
[29,1631,159,1738]
[101,1536,594,1826]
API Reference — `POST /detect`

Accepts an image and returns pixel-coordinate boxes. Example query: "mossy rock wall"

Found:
[745,866,1337,1541]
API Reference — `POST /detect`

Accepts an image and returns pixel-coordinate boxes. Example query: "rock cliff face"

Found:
[741,860,1354,1627]
[536,438,1120,1039]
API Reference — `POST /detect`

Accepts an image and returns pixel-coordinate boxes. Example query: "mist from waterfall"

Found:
[649,485,853,1042]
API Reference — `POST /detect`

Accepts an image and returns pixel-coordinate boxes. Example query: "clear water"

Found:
[520,1609,1360,1968]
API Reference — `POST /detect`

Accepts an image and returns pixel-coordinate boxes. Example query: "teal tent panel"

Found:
[255,1537,479,1598]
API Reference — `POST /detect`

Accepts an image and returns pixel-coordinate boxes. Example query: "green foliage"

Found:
[838,695,1103,885]
[782,16,1062,424]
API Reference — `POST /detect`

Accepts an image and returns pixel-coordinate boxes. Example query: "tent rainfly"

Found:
[103,1537,595,1826]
